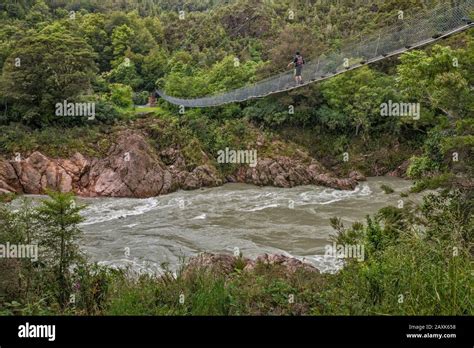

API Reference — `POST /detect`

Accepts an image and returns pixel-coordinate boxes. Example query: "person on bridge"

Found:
[288,51,305,85]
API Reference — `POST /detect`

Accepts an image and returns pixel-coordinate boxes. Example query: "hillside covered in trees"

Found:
[0,0,472,187]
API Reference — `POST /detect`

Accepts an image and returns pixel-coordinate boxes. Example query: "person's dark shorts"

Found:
[295,65,303,76]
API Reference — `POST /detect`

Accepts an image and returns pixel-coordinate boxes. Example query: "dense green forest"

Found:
[0,0,472,315]
[0,0,472,182]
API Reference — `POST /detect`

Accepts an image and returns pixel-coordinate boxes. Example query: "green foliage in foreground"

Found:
[0,189,472,316]
[323,191,473,315]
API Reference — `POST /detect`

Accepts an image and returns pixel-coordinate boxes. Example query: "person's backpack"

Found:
[296,55,304,66]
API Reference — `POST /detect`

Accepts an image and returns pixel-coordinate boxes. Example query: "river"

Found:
[75,177,417,273]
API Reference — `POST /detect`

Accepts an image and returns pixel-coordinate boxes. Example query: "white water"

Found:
[75,177,417,273]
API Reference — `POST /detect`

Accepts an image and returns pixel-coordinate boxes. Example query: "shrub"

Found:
[406,155,437,179]
[133,91,150,106]
[109,84,133,109]
[93,100,122,124]
[410,173,454,193]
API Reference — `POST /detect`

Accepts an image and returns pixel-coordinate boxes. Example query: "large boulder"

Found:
[8,152,75,194]
[184,252,318,276]
[85,132,222,197]
[182,165,222,190]
[245,253,319,273]
[85,132,170,197]
[0,160,23,193]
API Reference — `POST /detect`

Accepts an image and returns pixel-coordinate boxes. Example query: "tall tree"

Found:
[0,24,98,125]
[35,191,85,309]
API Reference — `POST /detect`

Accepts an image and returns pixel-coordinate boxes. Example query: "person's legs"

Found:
[295,66,303,84]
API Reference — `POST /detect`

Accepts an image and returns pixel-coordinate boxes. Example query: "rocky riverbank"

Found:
[0,131,366,198]
[184,252,319,276]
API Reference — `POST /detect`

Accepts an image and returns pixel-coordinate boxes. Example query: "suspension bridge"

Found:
[157,1,474,108]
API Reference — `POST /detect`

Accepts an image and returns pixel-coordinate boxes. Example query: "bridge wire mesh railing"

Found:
[157,0,474,108]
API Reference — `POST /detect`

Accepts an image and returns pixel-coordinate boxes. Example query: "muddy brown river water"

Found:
[75,177,419,273]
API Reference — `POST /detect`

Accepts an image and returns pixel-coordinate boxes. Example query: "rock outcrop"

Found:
[245,253,318,273]
[228,156,358,190]
[184,252,318,276]
[81,132,174,197]
[349,170,367,182]
[1,151,87,195]
[0,131,361,198]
